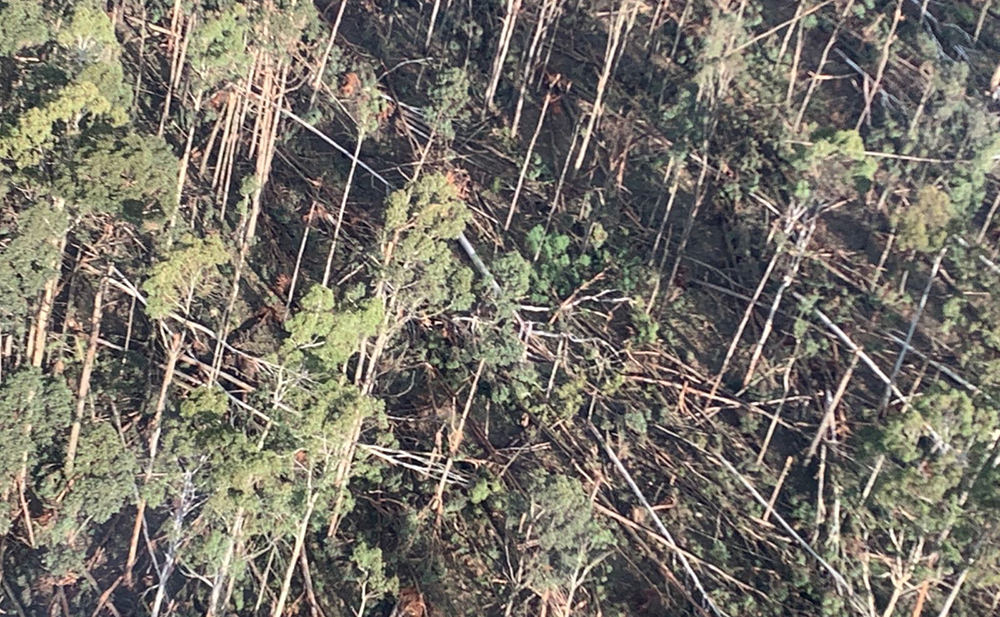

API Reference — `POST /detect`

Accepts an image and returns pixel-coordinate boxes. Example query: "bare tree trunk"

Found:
[536,0,564,88]
[708,233,781,400]
[793,0,855,132]
[537,121,581,257]
[411,127,436,184]
[978,191,1000,243]
[150,467,197,617]
[645,170,681,313]
[574,3,630,172]
[286,201,317,316]
[167,90,204,245]
[271,477,319,617]
[125,332,184,586]
[645,0,669,51]
[27,208,67,369]
[327,301,393,537]
[669,0,692,60]
[17,203,68,544]
[430,359,484,524]
[661,144,712,302]
[300,546,325,617]
[311,0,349,107]
[325,416,365,538]
[158,7,192,137]
[511,0,558,137]
[880,246,946,409]
[484,0,523,113]
[212,92,239,194]
[206,510,244,617]
[424,0,443,49]
[64,270,110,479]
[855,0,903,130]
[200,97,227,178]
[211,63,287,382]
[806,352,859,461]
[505,90,553,230]
[777,0,805,61]
[975,0,992,42]
[28,280,57,368]
[937,568,970,617]
[648,158,676,263]
[0,329,8,384]
[742,218,816,388]
[322,130,365,287]
[590,424,726,617]
[784,20,804,108]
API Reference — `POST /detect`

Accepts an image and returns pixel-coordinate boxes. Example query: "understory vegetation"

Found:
[3,0,1000,615]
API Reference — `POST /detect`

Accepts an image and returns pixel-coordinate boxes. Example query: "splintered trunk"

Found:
[64,270,110,479]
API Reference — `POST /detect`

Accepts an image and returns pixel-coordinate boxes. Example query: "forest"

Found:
[2,0,1000,615]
